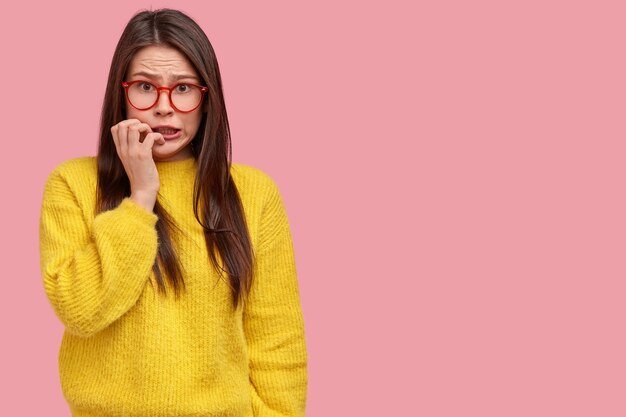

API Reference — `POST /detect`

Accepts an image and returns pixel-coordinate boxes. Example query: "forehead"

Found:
[127,45,199,81]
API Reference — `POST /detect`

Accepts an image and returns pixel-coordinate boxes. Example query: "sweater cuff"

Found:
[118,197,159,225]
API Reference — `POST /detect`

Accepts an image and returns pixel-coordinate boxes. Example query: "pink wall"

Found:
[2,0,626,415]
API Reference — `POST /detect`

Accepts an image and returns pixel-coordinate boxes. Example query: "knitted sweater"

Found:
[38,156,307,417]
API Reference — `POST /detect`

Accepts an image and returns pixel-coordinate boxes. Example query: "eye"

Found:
[138,82,154,92]
[176,84,191,93]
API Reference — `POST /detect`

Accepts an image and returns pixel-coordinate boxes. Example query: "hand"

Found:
[110,119,166,211]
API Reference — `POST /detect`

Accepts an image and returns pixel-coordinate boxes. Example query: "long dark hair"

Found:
[95,8,254,308]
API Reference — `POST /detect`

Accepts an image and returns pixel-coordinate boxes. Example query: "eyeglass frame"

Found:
[121,80,209,113]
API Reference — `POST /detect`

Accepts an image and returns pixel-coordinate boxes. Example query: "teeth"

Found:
[157,128,177,135]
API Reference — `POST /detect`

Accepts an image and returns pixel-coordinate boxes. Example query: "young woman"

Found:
[39,8,307,417]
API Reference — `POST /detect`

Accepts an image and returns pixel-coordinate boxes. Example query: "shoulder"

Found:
[230,162,274,183]
[230,162,282,197]
[229,163,288,220]
[46,156,97,182]
[43,156,97,199]
[231,164,293,249]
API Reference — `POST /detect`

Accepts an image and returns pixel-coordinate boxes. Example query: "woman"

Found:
[38,8,307,417]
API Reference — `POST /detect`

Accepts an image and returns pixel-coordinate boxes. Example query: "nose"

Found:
[154,89,174,115]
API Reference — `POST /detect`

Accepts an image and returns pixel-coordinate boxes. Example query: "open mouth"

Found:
[154,127,180,135]
[152,127,182,140]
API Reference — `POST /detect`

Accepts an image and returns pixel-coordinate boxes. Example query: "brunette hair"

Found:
[95,8,254,308]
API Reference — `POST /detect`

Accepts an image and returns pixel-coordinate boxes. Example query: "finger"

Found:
[127,123,142,156]
[152,132,165,145]
[129,123,153,158]
[141,133,154,151]
[142,133,165,151]
[130,124,154,160]
[134,123,153,143]
[125,120,146,148]
[110,125,119,151]
[112,123,129,158]
[120,119,144,156]
[118,121,140,157]
[118,119,142,127]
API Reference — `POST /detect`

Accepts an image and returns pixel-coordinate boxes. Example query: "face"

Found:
[124,44,206,162]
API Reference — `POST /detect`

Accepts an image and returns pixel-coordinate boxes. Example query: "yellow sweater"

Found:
[39,156,308,417]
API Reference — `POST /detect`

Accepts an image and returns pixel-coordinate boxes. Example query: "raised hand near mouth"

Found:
[110,118,166,212]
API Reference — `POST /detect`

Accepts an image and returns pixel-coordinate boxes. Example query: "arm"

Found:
[38,168,159,337]
[243,179,308,417]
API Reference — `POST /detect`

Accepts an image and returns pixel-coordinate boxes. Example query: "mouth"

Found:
[153,127,182,140]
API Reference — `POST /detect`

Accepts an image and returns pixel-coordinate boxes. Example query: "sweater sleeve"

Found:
[39,168,159,338]
[243,178,308,417]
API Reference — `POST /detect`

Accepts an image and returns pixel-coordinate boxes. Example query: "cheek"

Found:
[183,113,203,133]
[124,105,140,120]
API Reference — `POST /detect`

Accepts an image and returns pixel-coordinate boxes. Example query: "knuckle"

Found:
[119,120,134,130]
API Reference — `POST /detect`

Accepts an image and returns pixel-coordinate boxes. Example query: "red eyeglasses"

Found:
[122,80,208,113]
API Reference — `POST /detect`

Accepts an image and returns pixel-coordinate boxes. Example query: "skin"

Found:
[110,44,206,212]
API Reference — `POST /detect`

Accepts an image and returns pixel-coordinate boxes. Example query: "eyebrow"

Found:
[130,71,200,82]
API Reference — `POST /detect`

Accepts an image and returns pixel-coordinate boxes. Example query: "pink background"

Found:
[1,0,625,415]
